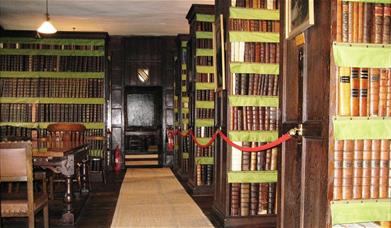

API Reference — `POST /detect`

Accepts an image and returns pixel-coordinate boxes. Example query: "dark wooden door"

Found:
[278,0,331,227]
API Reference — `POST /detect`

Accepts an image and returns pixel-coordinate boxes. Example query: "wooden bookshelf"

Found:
[213,1,280,226]
[174,34,191,180]
[0,34,108,161]
[186,4,216,195]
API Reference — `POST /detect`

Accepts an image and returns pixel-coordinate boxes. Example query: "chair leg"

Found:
[43,204,49,228]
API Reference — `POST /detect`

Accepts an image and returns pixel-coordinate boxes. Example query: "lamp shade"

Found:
[37,20,57,34]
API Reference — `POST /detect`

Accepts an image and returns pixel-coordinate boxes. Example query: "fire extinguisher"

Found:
[114,145,121,172]
[166,128,175,153]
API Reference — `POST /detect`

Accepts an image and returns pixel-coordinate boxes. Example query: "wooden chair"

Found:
[86,135,107,184]
[0,141,49,228]
[46,123,87,197]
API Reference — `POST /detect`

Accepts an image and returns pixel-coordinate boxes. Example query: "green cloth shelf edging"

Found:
[229,95,279,107]
[228,131,278,142]
[0,37,105,46]
[330,199,391,225]
[229,31,279,43]
[342,0,391,3]
[196,32,214,39]
[196,49,214,56]
[195,101,214,109]
[195,119,214,127]
[0,71,104,79]
[196,82,216,90]
[182,153,189,159]
[0,122,104,129]
[0,97,105,104]
[196,65,215,73]
[196,14,215,22]
[333,117,391,140]
[0,48,104,57]
[230,63,279,74]
[228,170,278,183]
[195,157,214,165]
[229,7,279,20]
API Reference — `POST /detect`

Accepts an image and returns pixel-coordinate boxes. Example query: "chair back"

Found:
[47,123,86,142]
[0,141,32,183]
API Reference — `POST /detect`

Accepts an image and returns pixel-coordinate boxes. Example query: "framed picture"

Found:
[285,0,315,39]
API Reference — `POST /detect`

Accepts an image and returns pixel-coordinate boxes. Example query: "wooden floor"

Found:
[0,169,219,228]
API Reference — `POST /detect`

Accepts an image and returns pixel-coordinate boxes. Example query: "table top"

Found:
[32,140,87,158]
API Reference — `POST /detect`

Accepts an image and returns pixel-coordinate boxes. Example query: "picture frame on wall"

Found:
[285,0,315,39]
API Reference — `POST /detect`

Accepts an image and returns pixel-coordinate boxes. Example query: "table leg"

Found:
[81,160,89,194]
[62,175,74,224]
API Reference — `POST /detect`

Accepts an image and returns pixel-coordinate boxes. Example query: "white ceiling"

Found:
[0,0,214,35]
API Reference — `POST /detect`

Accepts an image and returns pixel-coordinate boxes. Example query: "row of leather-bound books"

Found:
[196,90,214,101]
[338,67,391,117]
[0,78,104,98]
[182,113,189,119]
[337,2,390,44]
[230,107,278,131]
[230,42,279,63]
[229,19,280,33]
[0,55,105,72]
[231,0,279,9]
[196,108,214,119]
[196,56,213,66]
[195,126,214,138]
[195,21,213,32]
[0,103,103,123]
[333,140,391,200]
[197,73,214,83]
[196,39,213,49]
[0,42,103,51]
[196,145,215,157]
[196,164,213,186]
[233,73,278,96]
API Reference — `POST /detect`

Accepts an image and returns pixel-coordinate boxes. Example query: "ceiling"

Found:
[0,0,214,36]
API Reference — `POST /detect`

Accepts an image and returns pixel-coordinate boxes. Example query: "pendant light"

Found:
[37,0,57,34]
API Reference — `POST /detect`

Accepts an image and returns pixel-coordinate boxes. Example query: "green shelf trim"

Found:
[228,131,278,142]
[0,48,105,57]
[181,86,187,92]
[195,156,214,165]
[229,7,280,20]
[229,95,279,107]
[330,199,391,225]
[228,171,278,183]
[196,48,214,56]
[0,122,104,129]
[196,65,215,73]
[182,97,189,103]
[196,82,216,90]
[181,41,188,48]
[196,32,213,39]
[181,74,187,80]
[230,63,279,74]
[0,97,104,104]
[182,108,189,114]
[0,71,104,79]
[181,64,187,70]
[342,0,391,3]
[182,119,189,124]
[333,42,391,68]
[89,149,103,157]
[182,153,189,159]
[174,108,178,113]
[195,101,215,109]
[229,31,279,43]
[197,137,213,145]
[196,14,215,22]
[195,119,214,127]
[333,117,391,140]
[0,37,105,46]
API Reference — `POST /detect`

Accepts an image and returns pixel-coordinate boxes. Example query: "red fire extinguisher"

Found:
[114,145,121,172]
[166,128,175,153]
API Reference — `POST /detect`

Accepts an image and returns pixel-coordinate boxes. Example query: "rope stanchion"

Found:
[174,127,298,152]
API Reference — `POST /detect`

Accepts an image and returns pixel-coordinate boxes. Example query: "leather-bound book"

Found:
[234,74,240,95]
[255,43,261,63]
[369,68,380,116]
[259,107,265,130]
[231,183,240,216]
[257,150,264,171]
[363,3,372,43]
[264,107,270,131]
[379,140,390,198]
[248,74,254,95]
[258,183,268,214]
[252,106,258,130]
[379,69,388,116]
[337,0,343,41]
[351,67,360,116]
[374,4,384,44]
[238,108,243,131]
[353,140,364,199]
[342,140,354,200]
[240,183,250,216]
[383,4,390,44]
[242,142,251,171]
[250,183,258,215]
[232,107,237,130]
[387,69,391,116]
[273,75,278,96]
[353,2,359,43]
[246,107,252,131]
[269,107,277,131]
[206,165,213,185]
[268,183,276,214]
[241,74,248,95]
[370,140,381,199]
[358,3,364,43]
[250,142,257,171]
[359,68,369,116]
[243,107,248,131]
[334,140,344,200]
[197,164,202,186]
[339,67,351,116]
[271,148,277,171]
[348,2,354,42]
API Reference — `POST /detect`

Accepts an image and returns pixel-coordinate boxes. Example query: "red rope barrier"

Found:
[174,128,294,152]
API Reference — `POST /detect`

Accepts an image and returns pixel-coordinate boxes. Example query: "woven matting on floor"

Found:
[111,168,214,228]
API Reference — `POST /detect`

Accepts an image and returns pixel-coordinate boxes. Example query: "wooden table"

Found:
[32,140,89,225]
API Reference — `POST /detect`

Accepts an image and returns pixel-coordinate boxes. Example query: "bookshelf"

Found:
[186,4,216,195]
[213,0,280,226]
[174,34,191,180]
[329,1,391,226]
[0,34,107,160]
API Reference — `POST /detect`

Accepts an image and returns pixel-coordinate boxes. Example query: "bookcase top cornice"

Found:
[186,4,215,22]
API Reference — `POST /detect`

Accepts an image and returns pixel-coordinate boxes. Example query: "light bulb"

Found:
[37,20,57,34]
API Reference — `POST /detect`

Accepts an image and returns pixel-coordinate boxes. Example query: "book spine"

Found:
[369,68,380,116]
[379,140,390,198]
[339,67,351,116]
[353,140,363,199]
[342,140,354,200]
[370,140,381,199]
[362,139,372,199]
